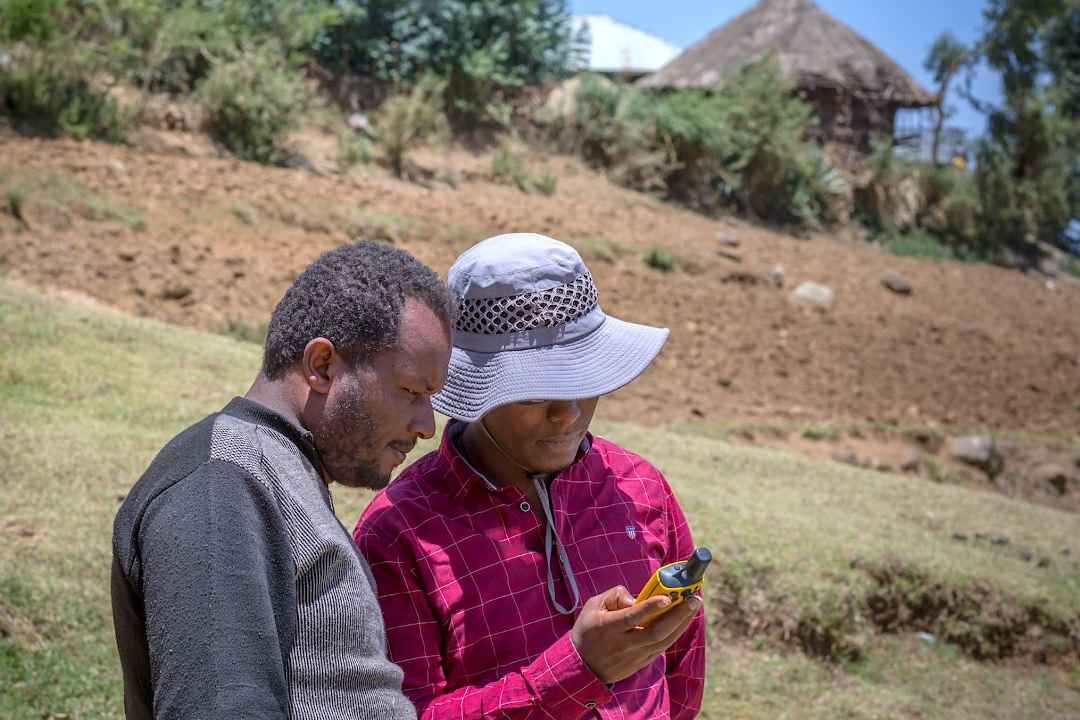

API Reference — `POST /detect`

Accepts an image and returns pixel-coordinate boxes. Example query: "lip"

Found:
[389,447,407,464]
[538,434,581,451]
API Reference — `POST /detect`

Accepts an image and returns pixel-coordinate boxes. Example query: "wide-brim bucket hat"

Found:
[432,233,669,422]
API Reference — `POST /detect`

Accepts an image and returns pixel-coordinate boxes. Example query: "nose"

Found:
[409,395,437,440]
[547,400,582,426]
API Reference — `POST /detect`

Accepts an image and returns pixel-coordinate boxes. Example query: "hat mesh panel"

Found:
[456,272,599,335]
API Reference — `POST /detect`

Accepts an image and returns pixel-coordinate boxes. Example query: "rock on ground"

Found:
[878,268,912,294]
[790,281,835,309]
[716,229,741,247]
[831,449,859,466]
[949,435,1005,478]
[765,264,785,288]
[1034,463,1069,494]
[898,446,922,472]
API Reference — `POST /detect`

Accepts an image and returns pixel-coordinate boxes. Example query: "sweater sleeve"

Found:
[356,520,613,720]
[657,472,706,720]
[138,461,295,719]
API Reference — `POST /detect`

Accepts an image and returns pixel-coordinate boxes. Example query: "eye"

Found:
[517,399,545,406]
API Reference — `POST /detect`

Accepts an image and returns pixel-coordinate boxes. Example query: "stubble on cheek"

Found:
[314,375,389,490]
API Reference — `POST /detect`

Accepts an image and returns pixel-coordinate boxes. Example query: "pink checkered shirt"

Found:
[353,421,705,720]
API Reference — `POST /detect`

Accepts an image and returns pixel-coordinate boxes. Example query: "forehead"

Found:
[375,299,451,376]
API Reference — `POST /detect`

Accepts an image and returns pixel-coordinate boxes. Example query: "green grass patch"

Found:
[644,245,677,272]
[0,166,146,231]
[1060,254,1080,280]
[876,226,981,263]
[1,281,1078,717]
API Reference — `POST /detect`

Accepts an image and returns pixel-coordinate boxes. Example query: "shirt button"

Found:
[585,702,597,709]
[519,501,531,512]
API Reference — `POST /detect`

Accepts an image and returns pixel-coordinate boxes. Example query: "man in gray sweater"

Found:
[112,241,455,720]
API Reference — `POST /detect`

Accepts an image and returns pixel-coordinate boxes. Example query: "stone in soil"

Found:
[831,448,859,466]
[716,228,740,247]
[1033,463,1069,494]
[878,268,912,294]
[790,281,835,309]
[898,446,921,472]
[949,435,1005,478]
[765,264,785,287]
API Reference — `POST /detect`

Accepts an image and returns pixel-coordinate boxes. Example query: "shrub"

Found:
[315,0,573,121]
[337,130,372,167]
[644,246,677,272]
[491,146,548,194]
[194,48,310,164]
[536,171,557,196]
[375,74,450,178]
[548,62,833,224]
[0,48,127,141]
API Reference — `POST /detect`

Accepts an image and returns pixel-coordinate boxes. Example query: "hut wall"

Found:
[801,85,897,153]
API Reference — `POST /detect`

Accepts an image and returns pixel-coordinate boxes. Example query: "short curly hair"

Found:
[262,241,455,380]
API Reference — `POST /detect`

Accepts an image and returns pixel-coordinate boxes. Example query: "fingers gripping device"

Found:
[634,548,712,620]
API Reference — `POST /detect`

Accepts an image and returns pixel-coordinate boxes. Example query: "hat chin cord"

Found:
[472,418,582,615]
[473,417,550,481]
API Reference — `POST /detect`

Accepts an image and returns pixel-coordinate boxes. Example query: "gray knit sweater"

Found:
[112,397,416,720]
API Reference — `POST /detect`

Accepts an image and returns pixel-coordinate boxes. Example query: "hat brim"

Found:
[432,317,669,422]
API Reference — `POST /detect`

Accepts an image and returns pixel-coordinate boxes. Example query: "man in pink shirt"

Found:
[354,233,705,720]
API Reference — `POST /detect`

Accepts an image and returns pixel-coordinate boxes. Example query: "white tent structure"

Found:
[570,14,682,78]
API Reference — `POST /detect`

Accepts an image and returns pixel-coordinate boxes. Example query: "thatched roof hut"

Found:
[638,0,933,151]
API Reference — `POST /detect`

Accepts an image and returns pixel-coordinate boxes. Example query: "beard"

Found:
[313,373,394,490]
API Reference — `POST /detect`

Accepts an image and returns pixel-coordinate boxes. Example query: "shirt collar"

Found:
[436,419,593,505]
[221,396,325,478]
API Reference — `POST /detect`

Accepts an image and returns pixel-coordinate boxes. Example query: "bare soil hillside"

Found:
[2,133,1079,440]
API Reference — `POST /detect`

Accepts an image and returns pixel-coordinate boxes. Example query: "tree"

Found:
[313,0,572,118]
[923,32,979,166]
[974,0,1080,251]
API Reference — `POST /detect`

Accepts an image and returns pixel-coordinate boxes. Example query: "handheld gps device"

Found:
[634,548,711,622]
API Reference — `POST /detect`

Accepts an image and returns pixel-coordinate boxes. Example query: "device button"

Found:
[519,501,531,512]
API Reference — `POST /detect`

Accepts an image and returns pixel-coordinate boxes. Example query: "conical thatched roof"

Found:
[639,0,932,107]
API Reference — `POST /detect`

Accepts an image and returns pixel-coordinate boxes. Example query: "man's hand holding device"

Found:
[570,548,711,685]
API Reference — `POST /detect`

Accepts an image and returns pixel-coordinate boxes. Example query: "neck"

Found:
[244,372,306,431]
[460,421,540,491]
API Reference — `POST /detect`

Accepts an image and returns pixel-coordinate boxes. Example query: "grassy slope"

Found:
[1,281,1078,719]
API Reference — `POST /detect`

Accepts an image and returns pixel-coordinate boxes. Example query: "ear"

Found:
[302,338,346,395]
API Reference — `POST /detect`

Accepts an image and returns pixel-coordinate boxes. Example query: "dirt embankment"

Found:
[1,133,1079,439]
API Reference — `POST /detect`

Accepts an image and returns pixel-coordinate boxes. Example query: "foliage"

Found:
[315,0,572,119]
[100,0,340,98]
[490,146,555,194]
[194,46,311,164]
[336,129,372,167]
[374,73,449,178]
[972,0,1080,252]
[546,63,837,225]
[644,246,677,272]
[856,138,983,260]
[0,45,128,140]
[0,0,72,45]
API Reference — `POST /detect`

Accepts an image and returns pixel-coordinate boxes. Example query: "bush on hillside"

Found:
[544,63,841,225]
[855,139,984,259]
[195,48,311,164]
[0,47,128,141]
[375,74,450,178]
[315,0,573,121]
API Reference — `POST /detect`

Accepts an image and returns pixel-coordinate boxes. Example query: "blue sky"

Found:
[569,0,1001,138]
